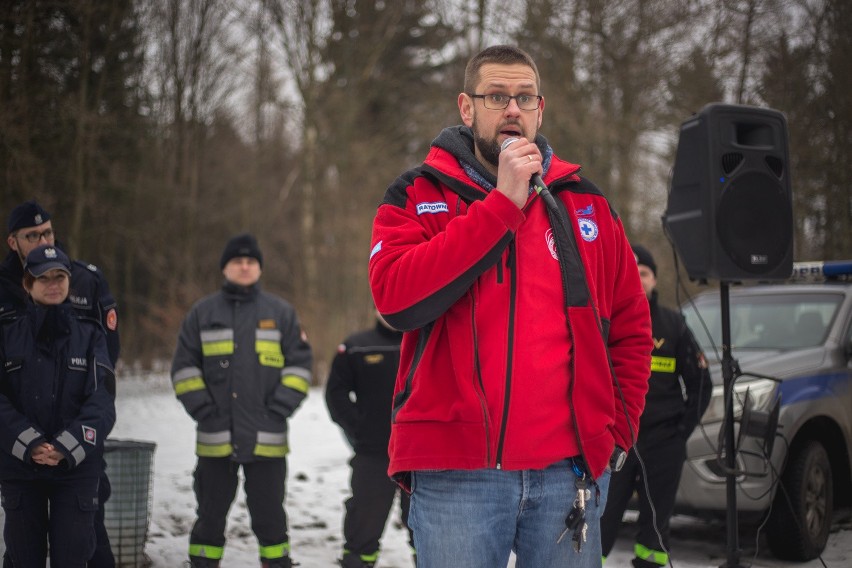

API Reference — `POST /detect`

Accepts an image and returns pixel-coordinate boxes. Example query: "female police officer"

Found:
[0,244,115,567]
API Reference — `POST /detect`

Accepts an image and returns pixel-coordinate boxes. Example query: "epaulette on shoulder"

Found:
[72,259,99,273]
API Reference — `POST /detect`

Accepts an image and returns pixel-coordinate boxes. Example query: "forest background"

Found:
[1,0,850,379]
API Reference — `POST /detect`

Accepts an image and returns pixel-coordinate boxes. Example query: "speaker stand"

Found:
[719,282,750,568]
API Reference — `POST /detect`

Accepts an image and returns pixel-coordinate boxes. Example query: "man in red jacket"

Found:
[368,45,652,568]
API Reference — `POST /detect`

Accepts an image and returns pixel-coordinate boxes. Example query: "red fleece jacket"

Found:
[369,127,651,480]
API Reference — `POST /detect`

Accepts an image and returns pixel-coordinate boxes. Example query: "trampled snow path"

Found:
[3,372,849,567]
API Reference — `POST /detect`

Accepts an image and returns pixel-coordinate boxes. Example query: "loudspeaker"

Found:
[663,103,793,281]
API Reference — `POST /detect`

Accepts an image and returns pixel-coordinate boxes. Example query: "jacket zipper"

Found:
[470,289,491,466]
[495,239,516,468]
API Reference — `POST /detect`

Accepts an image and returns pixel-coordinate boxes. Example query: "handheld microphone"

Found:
[500,137,557,210]
[501,137,547,195]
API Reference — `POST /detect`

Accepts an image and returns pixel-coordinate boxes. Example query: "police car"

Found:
[676,261,852,561]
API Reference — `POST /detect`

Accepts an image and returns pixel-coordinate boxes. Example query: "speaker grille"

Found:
[765,156,784,179]
[722,152,744,175]
[716,171,793,274]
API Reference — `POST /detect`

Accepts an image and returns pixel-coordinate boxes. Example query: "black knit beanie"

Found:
[632,245,657,276]
[220,233,263,269]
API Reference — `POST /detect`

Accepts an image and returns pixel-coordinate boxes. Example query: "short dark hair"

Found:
[463,45,541,94]
[22,272,35,292]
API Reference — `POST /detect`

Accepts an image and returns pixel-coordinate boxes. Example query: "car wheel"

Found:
[766,440,833,561]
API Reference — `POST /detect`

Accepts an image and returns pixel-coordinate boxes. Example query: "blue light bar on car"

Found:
[790,260,852,281]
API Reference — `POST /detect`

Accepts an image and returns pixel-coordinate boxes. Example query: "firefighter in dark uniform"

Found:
[0,244,116,567]
[171,233,313,568]
[325,313,414,568]
[600,245,712,567]
[0,200,119,567]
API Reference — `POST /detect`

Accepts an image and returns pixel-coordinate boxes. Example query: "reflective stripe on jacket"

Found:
[171,282,313,462]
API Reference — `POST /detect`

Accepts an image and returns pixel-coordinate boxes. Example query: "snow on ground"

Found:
[3,372,850,567]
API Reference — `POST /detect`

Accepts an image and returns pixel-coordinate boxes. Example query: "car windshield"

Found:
[683,291,843,352]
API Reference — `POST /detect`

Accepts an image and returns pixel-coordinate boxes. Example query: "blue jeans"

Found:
[409,460,610,568]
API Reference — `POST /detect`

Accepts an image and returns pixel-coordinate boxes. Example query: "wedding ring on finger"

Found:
[527,155,533,162]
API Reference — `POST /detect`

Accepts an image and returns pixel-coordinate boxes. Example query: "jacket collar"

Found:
[425,126,580,199]
[221,280,260,300]
[375,319,403,341]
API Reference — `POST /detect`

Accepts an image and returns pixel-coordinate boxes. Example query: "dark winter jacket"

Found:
[0,249,120,365]
[171,281,313,463]
[638,291,712,444]
[0,303,116,479]
[369,126,652,479]
[325,321,402,457]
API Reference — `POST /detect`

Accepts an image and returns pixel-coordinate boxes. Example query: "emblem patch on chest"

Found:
[578,218,599,242]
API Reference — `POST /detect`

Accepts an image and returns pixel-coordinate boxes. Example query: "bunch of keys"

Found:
[557,476,590,552]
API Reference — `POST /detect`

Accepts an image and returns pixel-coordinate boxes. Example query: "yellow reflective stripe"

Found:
[189,544,225,559]
[259,352,285,368]
[256,339,282,354]
[650,355,676,373]
[282,374,309,393]
[201,329,233,356]
[202,340,234,356]
[259,541,290,560]
[196,431,232,457]
[196,443,233,457]
[343,550,380,563]
[635,543,668,566]
[255,430,288,458]
[254,443,289,458]
[175,376,206,396]
[257,335,284,367]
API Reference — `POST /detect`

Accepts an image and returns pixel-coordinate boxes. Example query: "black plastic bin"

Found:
[104,439,156,567]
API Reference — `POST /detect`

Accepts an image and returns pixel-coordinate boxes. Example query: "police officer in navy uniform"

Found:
[325,312,414,568]
[0,200,119,567]
[0,244,116,567]
[600,245,712,567]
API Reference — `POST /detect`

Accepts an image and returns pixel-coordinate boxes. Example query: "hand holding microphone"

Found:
[497,138,547,208]
[499,137,555,210]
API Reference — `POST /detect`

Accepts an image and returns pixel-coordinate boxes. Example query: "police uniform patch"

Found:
[82,425,97,445]
[258,319,276,329]
[365,354,384,364]
[106,308,118,331]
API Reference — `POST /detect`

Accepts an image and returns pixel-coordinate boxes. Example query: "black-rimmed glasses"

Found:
[468,93,542,111]
[16,228,54,243]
